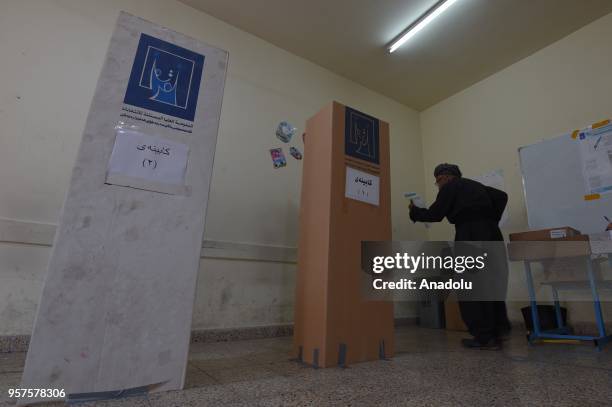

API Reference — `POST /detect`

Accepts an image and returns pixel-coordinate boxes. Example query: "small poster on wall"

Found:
[577,123,612,197]
[345,166,380,206]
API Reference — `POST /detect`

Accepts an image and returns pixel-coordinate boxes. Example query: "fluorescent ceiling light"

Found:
[388,0,459,53]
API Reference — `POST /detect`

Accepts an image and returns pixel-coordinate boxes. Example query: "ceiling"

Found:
[180,0,612,110]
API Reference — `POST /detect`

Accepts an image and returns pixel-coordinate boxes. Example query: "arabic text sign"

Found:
[107,129,189,192]
[345,166,380,206]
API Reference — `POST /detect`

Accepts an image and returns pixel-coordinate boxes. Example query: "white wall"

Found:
[0,0,424,335]
[420,12,612,324]
[9,0,608,337]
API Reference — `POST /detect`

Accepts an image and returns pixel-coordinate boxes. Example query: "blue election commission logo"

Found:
[345,106,380,165]
[124,33,205,122]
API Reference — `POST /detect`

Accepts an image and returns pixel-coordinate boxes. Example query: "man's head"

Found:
[433,163,461,189]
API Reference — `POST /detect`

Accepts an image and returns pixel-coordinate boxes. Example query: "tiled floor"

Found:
[1,327,611,406]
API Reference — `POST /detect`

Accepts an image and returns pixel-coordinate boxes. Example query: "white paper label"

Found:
[404,192,430,228]
[107,129,189,192]
[345,166,379,206]
[550,229,567,239]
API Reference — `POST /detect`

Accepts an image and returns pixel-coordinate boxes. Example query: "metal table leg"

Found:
[550,286,571,334]
[585,257,607,351]
[524,260,541,343]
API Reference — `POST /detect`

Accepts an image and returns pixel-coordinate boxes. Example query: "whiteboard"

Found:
[519,124,612,234]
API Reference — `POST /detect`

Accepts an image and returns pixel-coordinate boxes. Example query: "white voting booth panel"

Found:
[519,121,612,234]
[20,12,227,403]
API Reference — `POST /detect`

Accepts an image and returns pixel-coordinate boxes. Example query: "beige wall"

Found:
[3,0,610,337]
[421,11,612,239]
[420,12,612,324]
[0,0,424,336]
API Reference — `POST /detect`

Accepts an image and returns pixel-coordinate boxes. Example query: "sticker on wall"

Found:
[289,146,303,160]
[123,33,205,122]
[276,121,296,143]
[270,148,287,169]
[345,107,380,165]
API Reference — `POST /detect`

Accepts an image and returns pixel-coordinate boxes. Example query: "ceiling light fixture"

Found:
[388,0,459,53]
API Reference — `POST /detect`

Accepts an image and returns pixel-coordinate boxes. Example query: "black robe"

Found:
[409,177,507,242]
[409,177,511,343]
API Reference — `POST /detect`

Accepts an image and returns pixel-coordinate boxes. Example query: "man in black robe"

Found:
[409,163,511,349]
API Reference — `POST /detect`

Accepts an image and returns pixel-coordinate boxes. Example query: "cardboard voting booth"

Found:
[20,12,227,404]
[293,101,394,368]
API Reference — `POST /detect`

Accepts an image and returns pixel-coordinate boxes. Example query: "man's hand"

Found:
[408,199,415,210]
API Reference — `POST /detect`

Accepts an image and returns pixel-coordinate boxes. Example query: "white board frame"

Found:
[519,122,612,235]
